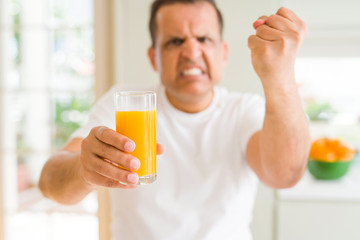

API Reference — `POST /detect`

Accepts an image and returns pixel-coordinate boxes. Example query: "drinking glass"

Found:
[114,91,157,185]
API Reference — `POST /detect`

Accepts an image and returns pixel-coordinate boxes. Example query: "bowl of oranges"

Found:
[308,138,356,180]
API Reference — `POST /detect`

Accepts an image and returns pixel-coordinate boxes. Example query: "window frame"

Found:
[0,0,115,239]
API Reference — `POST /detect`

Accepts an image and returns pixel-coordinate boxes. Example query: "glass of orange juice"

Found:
[114,91,156,185]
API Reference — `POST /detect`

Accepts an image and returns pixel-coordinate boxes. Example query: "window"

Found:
[297,58,360,124]
[283,0,360,147]
[0,0,98,239]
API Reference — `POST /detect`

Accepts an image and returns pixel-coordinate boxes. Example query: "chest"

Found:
[155,110,245,190]
[157,108,242,160]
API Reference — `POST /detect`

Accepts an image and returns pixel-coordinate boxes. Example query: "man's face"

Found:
[148,2,228,111]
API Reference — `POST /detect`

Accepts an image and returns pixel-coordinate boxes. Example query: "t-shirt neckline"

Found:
[158,84,220,120]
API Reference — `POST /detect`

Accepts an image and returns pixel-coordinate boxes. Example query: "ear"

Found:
[222,41,229,64]
[147,47,158,72]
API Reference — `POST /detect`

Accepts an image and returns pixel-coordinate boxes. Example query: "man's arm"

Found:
[39,138,96,205]
[246,7,311,188]
[39,126,165,205]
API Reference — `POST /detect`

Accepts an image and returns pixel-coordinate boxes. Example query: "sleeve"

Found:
[69,85,118,139]
[238,94,265,155]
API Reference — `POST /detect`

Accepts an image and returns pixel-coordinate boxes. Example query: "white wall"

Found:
[217,0,280,93]
[283,0,360,57]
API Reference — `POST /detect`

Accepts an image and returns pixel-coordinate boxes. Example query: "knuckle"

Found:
[81,137,90,149]
[278,36,286,46]
[116,151,127,163]
[278,7,287,14]
[90,126,101,136]
[256,26,264,35]
[259,15,268,20]
[267,14,276,21]
[92,126,110,140]
[289,31,302,43]
[84,154,102,173]
[99,143,111,157]
[113,134,126,149]
[94,159,104,172]
[111,152,133,170]
[98,126,109,139]
[259,43,271,57]
[80,139,92,160]
[248,36,260,50]
[80,152,86,165]
[248,35,254,45]
[300,21,308,35]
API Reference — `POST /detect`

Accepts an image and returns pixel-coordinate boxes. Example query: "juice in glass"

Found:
[115,110,156,178]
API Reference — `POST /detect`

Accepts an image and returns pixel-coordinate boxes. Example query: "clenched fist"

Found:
[248,7,307,89]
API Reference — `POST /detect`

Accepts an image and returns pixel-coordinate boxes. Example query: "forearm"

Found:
[39,151,95,205]
[260,82,310,186]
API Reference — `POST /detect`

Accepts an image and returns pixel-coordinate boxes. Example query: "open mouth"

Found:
[180,67,204,77]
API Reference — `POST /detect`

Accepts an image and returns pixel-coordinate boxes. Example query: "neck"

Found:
[165,90,214,113]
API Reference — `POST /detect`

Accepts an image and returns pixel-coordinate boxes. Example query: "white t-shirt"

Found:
[72,84,265,240]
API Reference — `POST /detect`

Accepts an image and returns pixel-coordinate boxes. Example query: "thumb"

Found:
[253,15,268,29]
[156,143,166,155]
[253,19,267,29]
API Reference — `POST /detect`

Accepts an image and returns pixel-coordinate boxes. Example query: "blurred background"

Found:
[0,0,359,240]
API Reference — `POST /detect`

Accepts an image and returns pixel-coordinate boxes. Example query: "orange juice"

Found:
[115,110,156,177]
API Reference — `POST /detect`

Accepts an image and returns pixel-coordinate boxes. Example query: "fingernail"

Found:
[127,173,138,184]
[130,158,140,170]
[124,141,135,152]
[253,19,266,29]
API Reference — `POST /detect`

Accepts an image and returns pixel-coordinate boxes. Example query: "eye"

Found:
[167,38,184,46]
[197,36,210,43]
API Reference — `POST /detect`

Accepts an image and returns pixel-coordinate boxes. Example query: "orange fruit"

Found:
[309,138,356,162]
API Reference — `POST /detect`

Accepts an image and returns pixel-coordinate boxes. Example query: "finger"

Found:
[263,14,294,32]
[276,8,308,36]
[258,15,268,21]
[276,7,300,23]
[253,15,268,29]
[93,126,136,153]
[82,134,140,170]
[248,34,266,50]
[83,168,139,189]
[255,24,284,41]
[96,162,139,185]
[156,143,166,155]
[83,153,139,184]
[253,19,266,29]
[265,12,307,42]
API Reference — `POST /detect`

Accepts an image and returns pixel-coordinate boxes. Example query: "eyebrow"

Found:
[164,35,185,40]
[164,32,214,40]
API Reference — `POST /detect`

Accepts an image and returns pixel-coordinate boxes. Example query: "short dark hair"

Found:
[149,0,224,48]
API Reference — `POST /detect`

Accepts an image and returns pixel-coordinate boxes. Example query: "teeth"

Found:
[182,68,203,76]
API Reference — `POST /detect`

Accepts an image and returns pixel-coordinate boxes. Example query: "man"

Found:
[39,0,310,239]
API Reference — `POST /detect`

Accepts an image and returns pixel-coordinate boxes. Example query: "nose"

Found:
[180,38,202,60]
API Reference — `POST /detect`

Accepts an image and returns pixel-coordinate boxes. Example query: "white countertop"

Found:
[277,159,360,202]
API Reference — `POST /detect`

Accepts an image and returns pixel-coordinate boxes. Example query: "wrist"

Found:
[263,82,303,114]
[77,159,97,192]
[263,80,297,98]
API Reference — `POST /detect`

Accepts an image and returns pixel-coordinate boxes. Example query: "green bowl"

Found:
[307,159,352,180]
